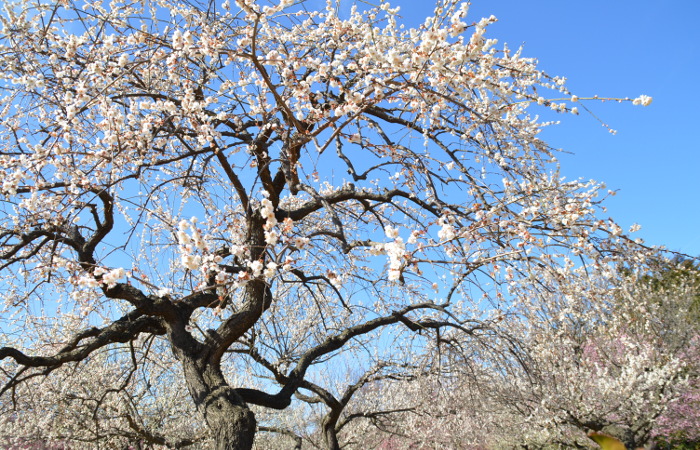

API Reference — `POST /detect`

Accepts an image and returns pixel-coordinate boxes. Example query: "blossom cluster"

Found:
[260,191,279,246]
[75,266,128,290]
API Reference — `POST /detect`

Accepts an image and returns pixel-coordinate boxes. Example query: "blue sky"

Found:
[383,0,700,256]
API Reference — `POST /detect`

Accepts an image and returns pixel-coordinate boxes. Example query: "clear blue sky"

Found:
[381,0,700,256]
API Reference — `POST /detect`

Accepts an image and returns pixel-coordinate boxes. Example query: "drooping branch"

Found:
[123,411,206,448]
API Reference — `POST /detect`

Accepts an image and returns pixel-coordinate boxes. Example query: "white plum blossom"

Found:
[369,243,385,256]
[263,262,277,279]
[259,193,278,236]
[230,244,246,259]
[77,274,100,289]
[264,229,279,245]
[609,222,623,237]
[632,94,653,106]
[385,225,400,239]
[294,236,310,249]
[156,288,172,297]
[249,260,263,277]
[437,217,457,241]
[181,254,202,271]
[385,237,407,282]
[101,267,127,288]
[80,266,127,289]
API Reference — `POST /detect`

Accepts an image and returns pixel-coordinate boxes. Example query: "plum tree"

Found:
[0,0,654,447]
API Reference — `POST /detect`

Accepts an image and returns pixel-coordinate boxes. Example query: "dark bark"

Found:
[180,355,257,450]
[161,288,266,450]
[204,387,256,450]
[322,412,341,450]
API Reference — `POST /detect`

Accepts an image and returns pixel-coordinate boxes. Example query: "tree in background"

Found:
[0,0,655,447]
[494,265,691,449]
[0,338,207,447]
[649,258,700,448]
[339,259,699,449]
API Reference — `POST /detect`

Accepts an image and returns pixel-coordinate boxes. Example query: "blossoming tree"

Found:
[346,260,699,449]
[647,259,700,447]
[0,0,653,447]
[485,266,690,448]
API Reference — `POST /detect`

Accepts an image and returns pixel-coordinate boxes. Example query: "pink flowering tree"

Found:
[654,341,700,447]
[0,0,654,447]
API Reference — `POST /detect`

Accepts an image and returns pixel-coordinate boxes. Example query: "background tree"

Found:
[494,268,689,449]
[0,0,654,447]
[647,258,700,448]
[345,260,699,449]
[0,337,208,448]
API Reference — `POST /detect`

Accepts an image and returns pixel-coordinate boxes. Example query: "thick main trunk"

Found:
[164,278,270,449]
[322,412,341,450]
[181,357,257,449]
[202,386,256,450]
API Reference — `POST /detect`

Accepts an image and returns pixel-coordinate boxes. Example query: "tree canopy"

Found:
[0,0,662,448]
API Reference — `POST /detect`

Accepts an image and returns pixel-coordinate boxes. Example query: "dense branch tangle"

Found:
[0,0,648,448]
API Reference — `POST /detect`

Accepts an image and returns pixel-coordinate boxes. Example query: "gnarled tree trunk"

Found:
[201,386,256,450]
[165,315,258,450]
[182,356,257,449]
